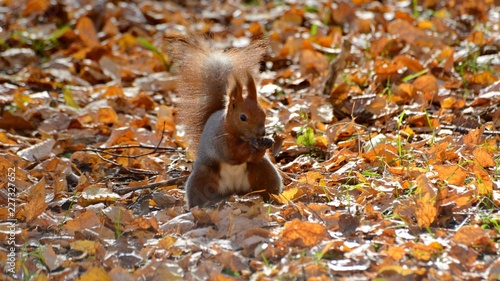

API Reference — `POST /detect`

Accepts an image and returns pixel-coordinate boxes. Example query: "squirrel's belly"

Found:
[218,162,250,194]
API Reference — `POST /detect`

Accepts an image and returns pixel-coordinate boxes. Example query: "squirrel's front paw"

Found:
[250,136,274,150]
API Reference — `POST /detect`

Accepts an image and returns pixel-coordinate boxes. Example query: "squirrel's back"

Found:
[175,38,265,151]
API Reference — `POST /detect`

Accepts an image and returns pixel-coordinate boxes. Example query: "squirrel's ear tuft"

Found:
[246,71,257,100]
[229,76,243,106]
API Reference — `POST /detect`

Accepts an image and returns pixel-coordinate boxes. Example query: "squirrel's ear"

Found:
[246,71,257,100]
[229,77,243,107]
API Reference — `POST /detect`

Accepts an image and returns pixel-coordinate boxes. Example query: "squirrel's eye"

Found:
[240,114,247,122]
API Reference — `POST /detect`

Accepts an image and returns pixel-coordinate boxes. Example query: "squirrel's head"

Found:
[225,72,266,142]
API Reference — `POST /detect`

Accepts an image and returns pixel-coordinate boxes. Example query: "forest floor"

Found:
[1,0,500,280]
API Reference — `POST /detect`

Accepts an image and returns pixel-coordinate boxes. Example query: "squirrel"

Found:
[174,38,282,209]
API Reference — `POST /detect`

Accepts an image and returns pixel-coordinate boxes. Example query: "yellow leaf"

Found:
[276,187,299,203]
[70,240,97,255]
[77,267,111,281]
[158,236,177,250]
[418,20,434,29]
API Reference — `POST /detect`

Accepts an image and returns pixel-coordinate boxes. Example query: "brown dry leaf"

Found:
[411,243,436,261]
[471,164,493,196]
[157,105,175,133]
[414,175,437,228]
[452,226,487,246]
[77,17,100,48]
[472,147,495,168]
[23,0,50,16]
[215,251,249,274]
[23,193,47,222]
[77,267,111,281]
[377,265,415,279]
[449,244,477,268]
[415,194,437,228]
[470,71,497,85]
[42,245,67,271]
[104,128,137,147]
[433,165,467,185]
[62,210,102,236]
[413,74,438,100]
[363,143,399,165]
[384,246,405,261]
[97,107,118,124]
[298,171,323,185]
[300,49,329,76]
[131,92,157,110]
[374,57,404,75]
[281,219,328,247]
[393,55,424,72]
[387,19,432,46]
[464,127,484,148]
[370,37,390,57]
[102,85,125,98]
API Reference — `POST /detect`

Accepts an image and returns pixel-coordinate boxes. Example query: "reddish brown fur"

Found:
[174,37,282,208]
[175,38,266,152]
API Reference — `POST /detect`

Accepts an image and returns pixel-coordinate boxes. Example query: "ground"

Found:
[0,0,500,280]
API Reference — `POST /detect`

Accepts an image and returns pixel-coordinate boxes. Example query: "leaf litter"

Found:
[0,0,499,280]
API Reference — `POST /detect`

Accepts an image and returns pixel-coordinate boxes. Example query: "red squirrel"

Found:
[175,38,282,208]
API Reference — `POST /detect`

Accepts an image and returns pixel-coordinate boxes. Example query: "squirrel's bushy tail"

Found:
[174,38,266,151]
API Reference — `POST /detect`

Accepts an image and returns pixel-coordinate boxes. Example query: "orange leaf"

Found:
[464,127,484,148]
[77,17,99,48]
[453,226,487,246]
[470,71,497,85]
[77,267,111,281]
[473,147,495,168]
[97,107,118,124]
[413,74,438,100]
[433,165,466,185]
[281,219,328,247]
[23,0,50,16]
[411,243,436,261]
[393,55,424,72]
[374,57,404,75]
[385,246,405,261]
[156,105,175,133]
[22,193,47,222]
[414,175,437,228]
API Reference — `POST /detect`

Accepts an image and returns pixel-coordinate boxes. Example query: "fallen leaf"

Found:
[413,74,438,100]
[17,139,56,162]
[77,17,99,48]
[281,219,328,247]
[433,165,466,185]
[77,267,111,281]
[473,147,495,168]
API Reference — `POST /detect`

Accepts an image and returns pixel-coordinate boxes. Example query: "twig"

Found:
[113,176,188,195]
[82,122,183,158]
[94,151,159,175]
[439,125,500,135]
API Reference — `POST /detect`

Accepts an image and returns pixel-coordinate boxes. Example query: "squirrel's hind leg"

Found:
[185,165,224,208]
[247,157,282,202]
